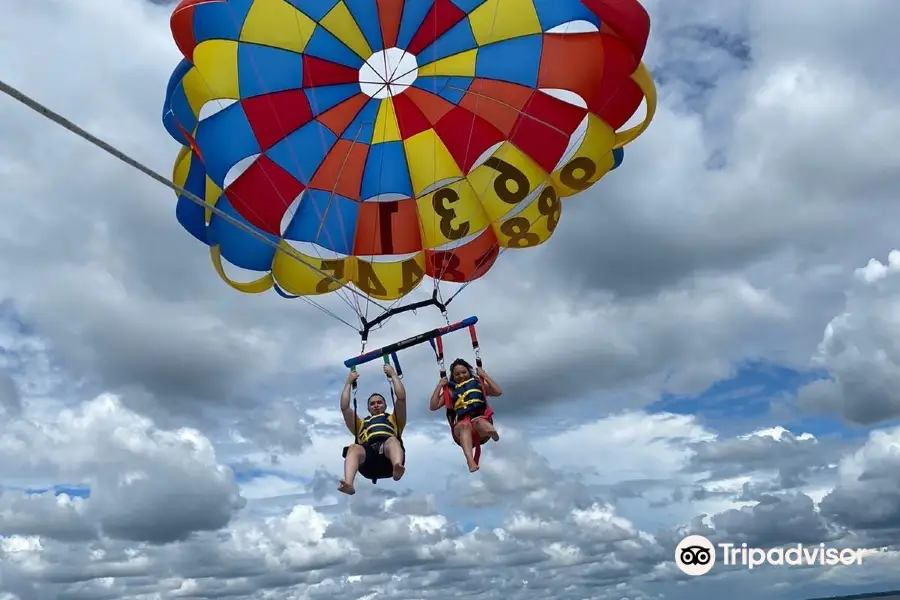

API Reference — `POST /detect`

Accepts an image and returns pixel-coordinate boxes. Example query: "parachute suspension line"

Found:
[356,288,449,346]
[441,305,451,328]
[446,86,577,139]
[357,17,414,327]
[442,20,592,310]
[371,13,391,92]
[350,332,367,445]
[374,0,431,114]
[347,315,476,369]
[390,351,403,378]
[355,50,407,328]
[311,122,368,320]
[350,366,360,445]
[428,2,443,292]
[444,260,484,306]
[363,0,506,299]
[444,196,557,308]
[426,0,511,305]
[0,80,392,320]
[428,335,452,408]
[387,0,505,100]
[466,322,490,466]
[300,297,360,330]
[289,58,363,319]
[468,323,483,371]
[381,354,403,442]
[185,69,363,323]
[468,322,488,416]
[218,5,367,321]
[444,151,577,310]
[359,56,416,328]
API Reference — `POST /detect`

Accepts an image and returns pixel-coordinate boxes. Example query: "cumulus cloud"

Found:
[0,394,244,545]
[3,395,900,598]
[0,371,21,417]
[0,426,675,599]
[2,0,900,598]
[799,251,900,425]
[820,426,900,536]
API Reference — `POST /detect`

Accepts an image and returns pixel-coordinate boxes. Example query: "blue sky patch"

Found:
[651,361,829,431]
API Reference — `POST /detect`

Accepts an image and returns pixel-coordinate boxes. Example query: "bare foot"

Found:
[392,464,406,481]
[476,419,499,442]
[467,460,479,473]
[337,480,355,495]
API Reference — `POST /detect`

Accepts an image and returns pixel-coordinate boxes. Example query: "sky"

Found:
[1,0,900,598]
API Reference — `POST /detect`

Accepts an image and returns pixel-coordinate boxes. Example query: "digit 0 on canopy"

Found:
[161,0,657,330]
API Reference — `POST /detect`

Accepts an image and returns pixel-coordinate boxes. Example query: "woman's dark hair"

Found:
[449,358,473,375]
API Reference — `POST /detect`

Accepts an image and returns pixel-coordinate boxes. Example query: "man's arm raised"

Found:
[385,364,406,424]
[341,371,359,433]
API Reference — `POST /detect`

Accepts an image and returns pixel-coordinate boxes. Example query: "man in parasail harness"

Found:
[338,364,406,495]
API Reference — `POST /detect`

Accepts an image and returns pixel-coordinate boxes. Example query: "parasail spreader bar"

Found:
[345,316,478,369]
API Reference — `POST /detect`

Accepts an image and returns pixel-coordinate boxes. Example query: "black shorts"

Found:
[343,438,404,481]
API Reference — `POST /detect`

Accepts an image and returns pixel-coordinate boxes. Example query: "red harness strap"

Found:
[444,373,493,465]
[446,405,494,465]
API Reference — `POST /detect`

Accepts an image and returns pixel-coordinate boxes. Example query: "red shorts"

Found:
[451,410,494,446]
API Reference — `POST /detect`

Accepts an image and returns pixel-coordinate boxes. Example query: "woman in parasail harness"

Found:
[338,364,406,495]
[429,358,502,472]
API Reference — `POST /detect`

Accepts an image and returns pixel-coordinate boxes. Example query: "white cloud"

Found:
[2,0,900,597]
[799,250,900,424]
[0,393,244,544]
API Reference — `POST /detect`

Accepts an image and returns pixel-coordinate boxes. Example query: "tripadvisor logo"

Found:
[675,535,863,576]
[675,535,716,576]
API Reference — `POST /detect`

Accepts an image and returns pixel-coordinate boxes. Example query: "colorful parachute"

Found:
[161,0,656,331]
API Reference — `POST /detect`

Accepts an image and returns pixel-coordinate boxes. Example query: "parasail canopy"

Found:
[161,0,657,336]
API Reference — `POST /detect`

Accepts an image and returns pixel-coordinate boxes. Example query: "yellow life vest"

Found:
[357,412,397,444]
[451,377,486,412]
